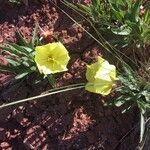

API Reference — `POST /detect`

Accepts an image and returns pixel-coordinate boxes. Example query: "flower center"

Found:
[47,56,54,62]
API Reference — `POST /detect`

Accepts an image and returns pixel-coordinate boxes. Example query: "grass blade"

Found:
[16,31,29,47]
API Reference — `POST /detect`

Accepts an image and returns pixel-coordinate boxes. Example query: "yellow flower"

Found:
[35,42,70,74]
[85,56,117,95]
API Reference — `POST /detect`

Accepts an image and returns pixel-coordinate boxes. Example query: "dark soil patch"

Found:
[0,1,139,149]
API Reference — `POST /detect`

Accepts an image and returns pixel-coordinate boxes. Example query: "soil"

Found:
[0,1,140,149]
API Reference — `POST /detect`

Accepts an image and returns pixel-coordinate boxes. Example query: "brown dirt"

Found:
[0,1,139,149]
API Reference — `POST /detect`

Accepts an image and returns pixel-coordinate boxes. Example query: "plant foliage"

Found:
[0,25,57,87]
[65,0,150,48]
[0,29,39,80]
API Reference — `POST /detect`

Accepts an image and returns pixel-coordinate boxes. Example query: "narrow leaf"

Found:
[140,113,145,143]
[16,31,29,47]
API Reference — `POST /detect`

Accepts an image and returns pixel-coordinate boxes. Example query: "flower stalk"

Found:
[0,83,85,109]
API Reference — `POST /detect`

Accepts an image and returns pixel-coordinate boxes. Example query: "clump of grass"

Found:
[0,24,62,88]
[65,0,150,49]
[61,0,150,147]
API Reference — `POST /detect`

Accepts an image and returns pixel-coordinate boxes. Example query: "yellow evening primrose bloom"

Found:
[35,42,70,74]
[85,56,117,95]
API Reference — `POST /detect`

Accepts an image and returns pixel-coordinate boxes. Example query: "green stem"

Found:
[0,84,85,109]
[0,81,118,109]
[140,112,145,143]
[47,74,56,88]
[45,83,85,93]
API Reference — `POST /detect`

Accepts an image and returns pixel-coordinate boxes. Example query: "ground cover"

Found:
[0,0,149,149]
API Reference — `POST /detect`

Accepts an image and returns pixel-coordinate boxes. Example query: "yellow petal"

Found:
[109,65,117,80]
[86,57,104,82]
[85,79,113,95]
[85,56,117,95]
[34,42,70,74]
[50,42,70,67]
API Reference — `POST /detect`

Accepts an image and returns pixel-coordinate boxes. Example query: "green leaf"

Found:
[126,0,132,8]
[16,31,29,47]
[29,23,39,48]
[142,91,150,102]
[143,7,150,23]
[9,0,21,4]
[92,0,99,7]
[140,113,145,143]
[64,0,91,15]
[122,105,132,113]
[21,56,34,64]
[112,9,124,21]
[0,65,16,73]
[114,98,126,107]
[30,66,36,71]
[111,25,131,35]
[78,4,91,14]
[47,74,56,88]
[22,61,30,67]
[137,100,147,114]
[127,21,141,34]
[118,75,137,91]
[20,46,35,58]
[122,63,138,85]
[9,43,29,56]
[6,58,20,66]
[129,0,142,22]
[14,66,33,80]
[0,46,21,57]
[15,72,30,80]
